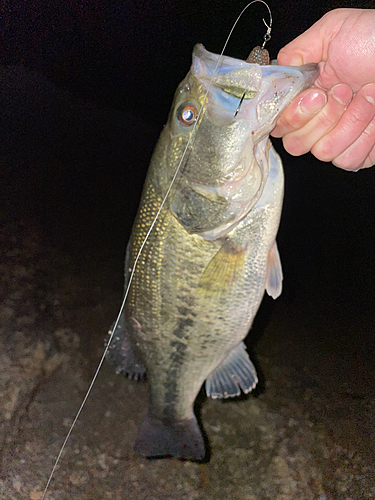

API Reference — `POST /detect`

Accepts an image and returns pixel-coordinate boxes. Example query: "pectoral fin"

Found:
[198,239,245,297]
[265,241,283,299]
[205,342,258,399]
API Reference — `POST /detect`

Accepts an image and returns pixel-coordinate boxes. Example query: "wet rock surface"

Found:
[1,214,374,500]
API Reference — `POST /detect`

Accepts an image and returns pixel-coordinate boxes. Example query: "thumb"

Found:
[277,21,326,66]
[277,9,347,66]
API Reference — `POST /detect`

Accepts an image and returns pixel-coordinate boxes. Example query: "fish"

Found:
[106,43,318,460]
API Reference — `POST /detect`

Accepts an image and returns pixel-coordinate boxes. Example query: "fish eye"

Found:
[177,103,197,127]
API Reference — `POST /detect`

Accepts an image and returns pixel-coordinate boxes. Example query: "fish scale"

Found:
[106,44,318,460]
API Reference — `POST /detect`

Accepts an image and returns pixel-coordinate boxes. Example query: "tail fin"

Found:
[134,413,205,460]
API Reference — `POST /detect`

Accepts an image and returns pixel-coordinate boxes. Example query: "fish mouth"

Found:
[192,43,318,130]
[181,43,318,192]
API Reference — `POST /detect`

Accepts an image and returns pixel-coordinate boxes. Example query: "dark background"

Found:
[1,0,374,394]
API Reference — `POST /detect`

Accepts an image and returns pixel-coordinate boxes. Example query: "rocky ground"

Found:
[1,65,374,500]
[1,212,374,500]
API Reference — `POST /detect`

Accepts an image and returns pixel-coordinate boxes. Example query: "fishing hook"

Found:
[261,16,272,49]
[234,1,273,118]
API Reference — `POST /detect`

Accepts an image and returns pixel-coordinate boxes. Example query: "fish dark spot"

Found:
[172,306,195,339]
[162,338,189,420]
[177,306,189,316]
[170,340,187,351]
[161,305,196,420]
[163,390,178,420]
[173,316,194,338]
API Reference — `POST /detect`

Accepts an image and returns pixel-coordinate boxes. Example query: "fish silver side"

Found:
[107,44,318,460]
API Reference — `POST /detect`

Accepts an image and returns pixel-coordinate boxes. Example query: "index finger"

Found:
[272,88,327,138]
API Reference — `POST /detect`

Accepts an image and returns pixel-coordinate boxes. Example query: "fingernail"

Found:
[299,90,326,114]
[331,84,352,106]
[363,84,375,105]
[289,55,304,66]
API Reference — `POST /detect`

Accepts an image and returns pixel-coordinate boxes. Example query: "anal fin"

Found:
[106,314,146,380]
[205,342,258,399]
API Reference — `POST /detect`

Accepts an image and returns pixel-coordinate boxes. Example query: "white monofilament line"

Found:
[40,1,272,497]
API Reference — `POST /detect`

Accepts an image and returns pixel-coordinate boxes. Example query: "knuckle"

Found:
[283,134,309,156]
[316,108,337,130]
[271,122,287,138]
[311,139,335,162]
[346,109,367,127]
[361,145,375,169]
[332,158,362,171]
[345,97,375,128]
[332,146,370,171]
[363,155,375,168]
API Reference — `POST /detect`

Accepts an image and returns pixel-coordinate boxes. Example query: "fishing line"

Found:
[40,1,272,497]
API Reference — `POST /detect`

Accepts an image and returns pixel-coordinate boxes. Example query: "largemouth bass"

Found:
[107,44,318,460]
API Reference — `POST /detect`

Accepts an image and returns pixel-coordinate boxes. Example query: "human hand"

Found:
[271,8,375,170]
